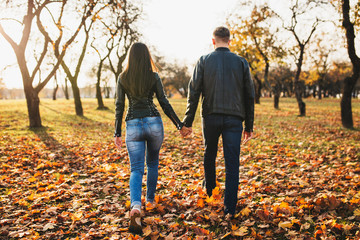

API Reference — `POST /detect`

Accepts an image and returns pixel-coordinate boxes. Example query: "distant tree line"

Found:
[0,0,359,130]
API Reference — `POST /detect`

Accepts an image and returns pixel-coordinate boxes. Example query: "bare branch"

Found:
[30,37,49,82]
[0,23,18,50]
[44,5,57,26]
[35,1,93,92]
[304,18,320,45]
[0,18,23,25]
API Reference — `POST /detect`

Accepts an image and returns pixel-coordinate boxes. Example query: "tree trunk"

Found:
[318,79,322,99]
[70,80,83,116]
[96,81,106,109]
[254,75,262,104]
[294,45,306,116]
[24,85,42,127]
[53,84,58,100]
[295,87,306,116]
[97,86,108,110]
[274,83,281,109]
[274,94,280,109]
[105,87,110,98]
[63,78,69,100]
[341,76,357,128]
[341,0,360,129]
[95,60,107,110]
[312,85,316,98]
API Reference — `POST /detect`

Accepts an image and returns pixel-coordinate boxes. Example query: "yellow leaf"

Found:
[292,218,301,225]
[354,208,360,216]
[221,232,231,239]
[278,221,293,229]
[279,202,290,209]
[71,212,82,222]
[233,226,248,237]
[28,193,35,201]
[125,200,131,208]
[28,177,37,183]
[241,207,251,216]
[247,170,255,176]
[205,196,214,203]
[18,199,29,206]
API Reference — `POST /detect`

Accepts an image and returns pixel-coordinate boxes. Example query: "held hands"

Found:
[242,131,253,145]
[114,136,122,150]
[180,126,192,137]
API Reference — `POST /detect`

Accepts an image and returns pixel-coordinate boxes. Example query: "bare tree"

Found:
[309,36,334,99]
[105,1,140,86]
[0,0,91,127]
[91,42,110,110]
[62,77,70,100]
[38,1,107,116]
[284,0,322,116]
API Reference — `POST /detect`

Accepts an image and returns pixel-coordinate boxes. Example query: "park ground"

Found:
[0,97,359,239]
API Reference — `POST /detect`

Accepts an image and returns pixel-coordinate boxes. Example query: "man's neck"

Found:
[214,44,229,49]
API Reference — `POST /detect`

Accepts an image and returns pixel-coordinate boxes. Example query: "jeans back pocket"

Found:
[148,122,163,137]
[126,124,140,141]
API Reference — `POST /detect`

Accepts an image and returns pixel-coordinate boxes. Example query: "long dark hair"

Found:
[120,42,158,97]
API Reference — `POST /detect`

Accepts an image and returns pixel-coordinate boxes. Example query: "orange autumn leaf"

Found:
[197,198,205,208]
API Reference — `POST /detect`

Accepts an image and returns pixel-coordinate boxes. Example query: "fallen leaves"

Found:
[232,225,248,236]
[0,98,359,239]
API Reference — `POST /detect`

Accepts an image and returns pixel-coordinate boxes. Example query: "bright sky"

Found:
[140,0,240,64]
[0,0,242,89]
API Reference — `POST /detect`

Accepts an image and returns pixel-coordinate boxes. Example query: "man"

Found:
[181,26,255,216]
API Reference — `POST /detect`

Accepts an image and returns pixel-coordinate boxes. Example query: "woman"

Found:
[114,42,189,233]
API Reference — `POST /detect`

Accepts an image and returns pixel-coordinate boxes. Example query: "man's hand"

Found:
[242,131,253,145]
[114,136,122,150]
[180,126,192,137]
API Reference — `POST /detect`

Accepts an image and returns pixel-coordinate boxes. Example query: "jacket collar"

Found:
[215,47,230,52]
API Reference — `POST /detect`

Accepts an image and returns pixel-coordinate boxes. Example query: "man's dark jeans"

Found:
[202,114,243,215]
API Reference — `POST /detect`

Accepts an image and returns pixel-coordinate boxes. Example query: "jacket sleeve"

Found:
[243,60,255,132]
[154,74,184,130]
[114,78,126,136]
[183,57,203,127]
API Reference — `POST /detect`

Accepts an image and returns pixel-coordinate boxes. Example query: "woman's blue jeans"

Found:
[125,116,164,207]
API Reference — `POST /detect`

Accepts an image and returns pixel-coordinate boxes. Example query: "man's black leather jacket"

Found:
[183,47,255,132]
[114,73,183,136]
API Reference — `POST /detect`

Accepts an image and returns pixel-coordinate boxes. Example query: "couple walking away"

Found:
[114,26,255,234]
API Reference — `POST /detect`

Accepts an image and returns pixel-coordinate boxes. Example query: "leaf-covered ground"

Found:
[0,98,359,240]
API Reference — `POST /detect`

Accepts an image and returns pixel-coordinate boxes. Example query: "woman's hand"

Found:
[180,126,192,137]
[114,136,122,150]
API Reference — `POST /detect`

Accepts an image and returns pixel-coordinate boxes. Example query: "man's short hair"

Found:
[213,26,230,43]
